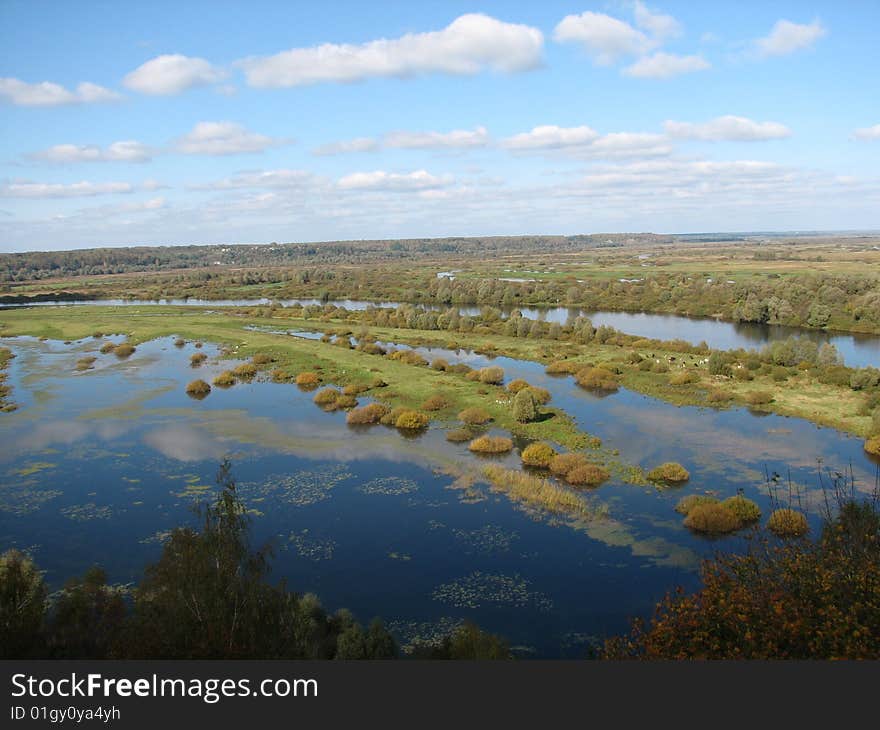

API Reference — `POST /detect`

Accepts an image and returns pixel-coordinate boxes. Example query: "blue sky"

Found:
[1,0,878,252]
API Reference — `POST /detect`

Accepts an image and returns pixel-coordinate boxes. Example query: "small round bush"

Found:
[521,442,557,468]
[271,369,292,383]
[380,407,407,426]
[669,371,699,385]
[527,386,551,405]
[232,362,257,379]
[343,383,369,396]
[213,371,236,388]
[468,435,513,454]
[722,495,761,524]
[507,379,531,394]
[675,494,719,515]
[252,353,274,366]
[422,394,450,411]
[99,341,116,354]
[478,366,505,385]
[546,360,579,375]
[566,463,609,487]
[647,462,690,484]
[459,407,491,425]
[395,410,429,431]
[174,338,186,348]
[446,428,473,443]
[334,394,358,410]
[431,358,449,371]
[185,379,211,398]
[114,343,136,358]
[549,452,590,478]
[346,403,389,425]
[575,367,619,391]
[190,352,207,366]
[295,371,321,389]
[746,390,774,406]
[684,503,741,534]
[313,387,340,406]
[864,436,880,457]
[767,509,809,537]
[75,356,96,371]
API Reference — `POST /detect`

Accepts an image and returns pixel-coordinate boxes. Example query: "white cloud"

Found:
[623,52,710,78]
[0,77,120,106]
[237,14,543,87]
[385,126,489,149]
[32,141,153,163]
[752,19,826,58]
[553,11,654,65]
[337,170,453,191]
[588,132,672,158]
[190,169,316,191]
[502,125,599,150]
[633,1,682,41]
[175,122,287,155]
[312,138,380,156]
[0,180,133,198]
[664,115,791,141]
[853,124,880,141]
[123,54,226,95]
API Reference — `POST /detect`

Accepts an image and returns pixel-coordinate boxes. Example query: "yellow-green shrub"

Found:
[468,436,513,454]
[521,442,557,468]
[767,509,809,537]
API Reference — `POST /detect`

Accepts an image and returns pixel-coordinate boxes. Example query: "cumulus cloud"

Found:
[853,124,880,141]
[337,170,453,191]
[31,141,153,163]
[123,54,226,95]
[623,52,710,78]
[237,14,543,87]
[502,125,670,158]
[385,126,489,149]
[175,121,287,155]
[633,1,682,42]
[502,125,599,150]
[0,77,121,106]
[189,169,317,191]
[665,115,791,141]
[752,19,826,58]
[312,137,380,156]
[0,180,133,198]
[553,11,655,65]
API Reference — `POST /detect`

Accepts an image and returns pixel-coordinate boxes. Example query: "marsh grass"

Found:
[446,427,475,443]
[232,363,257,379]
[767,508,809,537]
[190,352,207,366]
[346,403,389,425]
[684,502,742,534]
[213,371,236,388]
[675,494,719,515]
[459,407,492,425]
[646,462,690,484]
[185,379,211,399]
[482,464,597,520]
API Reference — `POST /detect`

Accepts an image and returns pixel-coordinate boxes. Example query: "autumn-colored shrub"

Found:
[395,410,429,431]
[646,462,690,484]
[864,436,880,456]
[174,338,186,348]
[270,369,292,383]
[669,371,699,385]
[478,366,504,385]
[114,343,136,358]
[507,379,531,394]
[549,453,590,479]
[213,371,236,388]
[431,358,449,371]
[388,350,427,367]
[675,494,719,515]
[313,387,340,406]
[75,356,96,371]
[566,463,610,487]
[346,403,390,425]
[380,407,407,426]
[546,360,579,375]
[99,342,116,354]
[185,379,211,398]
[252,353,274,366]
[768,509,809,537]
[343,383,369,396]
[521,442,557,468]
[190,352,207,366]
[230,363,255,379]
[295,372,321,389]
[684,503,741,534]
[422,394,450,411]
[575,367,619,391]
[333,394,358,410]
[468,435,513,454]
[722,495,761,524]
[746,390,774,405]
[459,407,491,425]
[527,386,551,405]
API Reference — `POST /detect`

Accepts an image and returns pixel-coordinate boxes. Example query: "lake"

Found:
[1,331,876,657]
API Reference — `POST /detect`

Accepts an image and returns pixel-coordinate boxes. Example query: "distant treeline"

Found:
[0,234,670,281]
